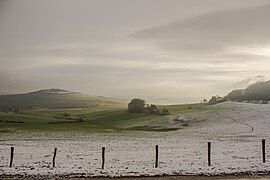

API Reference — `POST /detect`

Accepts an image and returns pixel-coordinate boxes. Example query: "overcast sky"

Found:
[1,0,270,103]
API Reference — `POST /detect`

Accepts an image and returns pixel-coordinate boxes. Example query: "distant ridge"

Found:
[0,88,124,110]
[207,79,270,104]
[225,80,270,102]
[211,81,270,104]
[28,88,81,95]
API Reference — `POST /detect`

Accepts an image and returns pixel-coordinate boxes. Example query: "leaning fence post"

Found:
[9,147,14,167]
[155,145,158,168]
[102,147,105,169]
[53,148,57,168]
[208,142,211,166]
[262,139,266,163]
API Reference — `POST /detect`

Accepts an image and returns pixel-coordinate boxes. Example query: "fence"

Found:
[5,139,267,169]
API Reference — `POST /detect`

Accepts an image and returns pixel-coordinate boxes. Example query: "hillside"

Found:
[0,89,124,110]
[225,80,270,102]
[0,87,208,132]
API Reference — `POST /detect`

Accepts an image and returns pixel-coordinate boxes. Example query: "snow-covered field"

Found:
[1,102,270,178]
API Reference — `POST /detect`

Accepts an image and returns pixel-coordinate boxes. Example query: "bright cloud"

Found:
[1,0,270,103]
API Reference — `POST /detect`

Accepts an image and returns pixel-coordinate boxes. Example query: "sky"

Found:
[1,0,270,103]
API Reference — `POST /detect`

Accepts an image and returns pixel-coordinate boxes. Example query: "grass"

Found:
[159,103,208,113]
[0,93,125,109]
[0,103,209,133]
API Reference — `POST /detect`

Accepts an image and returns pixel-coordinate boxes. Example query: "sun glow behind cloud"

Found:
[1,0,270,102]
[229,46,270,57]
[256,48,270,56]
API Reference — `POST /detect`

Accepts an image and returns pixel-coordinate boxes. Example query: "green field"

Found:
[0,91,124,109]
[0,89,209,133]
[0,103,208,133]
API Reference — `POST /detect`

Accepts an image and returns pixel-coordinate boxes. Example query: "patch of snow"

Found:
[1,102,270,177]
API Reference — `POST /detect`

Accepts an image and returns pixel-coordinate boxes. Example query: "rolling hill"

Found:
[0,88,125,110]
[0,89,208,132]
[225,80,270,102]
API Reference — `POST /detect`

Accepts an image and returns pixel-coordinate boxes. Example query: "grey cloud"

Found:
[1,0,270,100]
[132,4,270,54]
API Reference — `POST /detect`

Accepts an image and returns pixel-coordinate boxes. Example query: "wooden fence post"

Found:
[208,142,211,166]
[9,147,14,167]
[102,147,105,169]
[155,145,158,168]
[53,148,57,168]
[262,139,266,163]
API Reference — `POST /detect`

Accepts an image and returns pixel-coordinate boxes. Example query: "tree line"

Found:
[206,80,270,105]
[128,98,170,116]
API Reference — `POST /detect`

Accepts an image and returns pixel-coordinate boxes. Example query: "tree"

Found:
[161,108,170,115]
[208,96,217,105]
[62,112,71,117]
[146,104,159,114]
[128,98,145,113]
